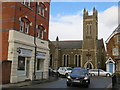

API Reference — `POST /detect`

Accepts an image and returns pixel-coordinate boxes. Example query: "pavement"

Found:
[1,76,59,89]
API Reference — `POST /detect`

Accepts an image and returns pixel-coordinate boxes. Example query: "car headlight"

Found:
[67,76,71,79]
[84,77,88,80]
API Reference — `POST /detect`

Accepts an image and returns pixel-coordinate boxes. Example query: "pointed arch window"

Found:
[90,24,92,34]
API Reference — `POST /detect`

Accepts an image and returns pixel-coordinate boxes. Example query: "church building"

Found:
[49,8,106,70]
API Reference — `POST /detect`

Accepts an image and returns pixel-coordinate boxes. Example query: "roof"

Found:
[52,40,82,49]
[51,39,103,49]
[106,24,120,44]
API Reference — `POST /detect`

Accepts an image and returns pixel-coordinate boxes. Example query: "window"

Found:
[78,55,81,67]
[75,55,77,67]
[18,56,25,70]
[117,36,120,42]
[22,0,30,7]
[112,48,119,56]
[41,30,44,39]
[25,22,29,33]
[38,3,46,17]
[20,21,24,32]
[19,17,30,33]
[37,59,44,70]
[50,54,52,67]
[37,26,40,38]
[86,25,89,34]
[66,55,69,67]
[63,55,66,66]
[90,24,92,34]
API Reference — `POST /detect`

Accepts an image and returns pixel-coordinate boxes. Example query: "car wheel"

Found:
[91,73,95,76]
[66,82,71,87]
[65,73,68,77]
[106,73,110,77]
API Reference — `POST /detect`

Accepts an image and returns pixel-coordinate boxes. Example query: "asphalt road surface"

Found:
[22,76,112,88]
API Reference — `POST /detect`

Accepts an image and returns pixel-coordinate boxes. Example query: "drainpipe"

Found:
[33,2,37,81]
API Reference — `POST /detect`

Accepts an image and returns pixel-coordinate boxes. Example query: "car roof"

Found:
[73,67,87,70]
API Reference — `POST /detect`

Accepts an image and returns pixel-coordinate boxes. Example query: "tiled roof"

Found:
[51,39,103,49]
[106,24,120,43]
[52,40,82,49]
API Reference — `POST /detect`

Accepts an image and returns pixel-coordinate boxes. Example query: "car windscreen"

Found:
[72,69,88,75]
[67,68,72,70]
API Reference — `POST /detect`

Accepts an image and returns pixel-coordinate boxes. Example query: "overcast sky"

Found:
[49,2,118,43]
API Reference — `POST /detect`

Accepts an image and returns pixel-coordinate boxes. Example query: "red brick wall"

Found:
[106,34,120,58]
[1,2,50,61]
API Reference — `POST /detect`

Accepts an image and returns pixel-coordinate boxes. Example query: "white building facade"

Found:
[8,30,49,83]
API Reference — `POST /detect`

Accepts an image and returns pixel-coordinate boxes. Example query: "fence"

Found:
[34,71,59,82]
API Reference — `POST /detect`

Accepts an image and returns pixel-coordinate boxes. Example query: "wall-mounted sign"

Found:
[17,48,32,57]
[36,52,46,59]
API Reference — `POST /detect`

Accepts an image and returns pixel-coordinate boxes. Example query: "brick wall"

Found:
[1,61,12,84]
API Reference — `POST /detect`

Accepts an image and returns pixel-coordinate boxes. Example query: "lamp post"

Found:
[98,61,100,76]
[33,2,37,81]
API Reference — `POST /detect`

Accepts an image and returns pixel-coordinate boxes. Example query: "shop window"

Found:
[18,56,25,70]
[37,59,44,70]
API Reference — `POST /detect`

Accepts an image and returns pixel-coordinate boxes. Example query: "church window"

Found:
[90,24,92,34]
[63,55,66,66]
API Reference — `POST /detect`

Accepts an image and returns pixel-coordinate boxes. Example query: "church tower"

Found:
[82,7,98,69]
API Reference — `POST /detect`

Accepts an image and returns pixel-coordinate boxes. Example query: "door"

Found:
[109,63,113,73]
[26,60,30,78]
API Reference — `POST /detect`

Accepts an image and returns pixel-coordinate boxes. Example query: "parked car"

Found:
[66,68,90,87]
[58,67,72,77]
[89,69,113,77]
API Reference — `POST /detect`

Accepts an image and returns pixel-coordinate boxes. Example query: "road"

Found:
[22,76,112,88]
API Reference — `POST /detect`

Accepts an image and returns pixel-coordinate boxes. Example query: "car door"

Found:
[99,69,105,76]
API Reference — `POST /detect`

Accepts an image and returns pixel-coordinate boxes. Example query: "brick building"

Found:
[106,24,120,74]
[49,8,106,70]
[1,1,50,83]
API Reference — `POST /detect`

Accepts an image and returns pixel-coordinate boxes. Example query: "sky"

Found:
[49,1,119,43]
